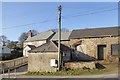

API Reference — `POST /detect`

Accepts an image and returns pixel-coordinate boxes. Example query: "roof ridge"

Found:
[73,26,118,31]
[37,30,54,34]
[55,31,71,33]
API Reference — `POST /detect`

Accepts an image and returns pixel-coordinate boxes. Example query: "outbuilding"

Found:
[28,41,71,72]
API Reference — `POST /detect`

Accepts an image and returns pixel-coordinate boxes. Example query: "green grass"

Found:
[24,69,108,76]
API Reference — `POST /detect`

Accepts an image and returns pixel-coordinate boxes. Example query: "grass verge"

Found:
[24,69,108,76]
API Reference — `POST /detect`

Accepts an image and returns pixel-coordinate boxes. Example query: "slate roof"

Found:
[29,41,70,53]
[51,31,72,41]
[70,27,119,39]
[25,30,55,42]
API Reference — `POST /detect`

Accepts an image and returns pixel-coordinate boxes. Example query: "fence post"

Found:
[8,66,10,78]
[2,68,4,78]
[14,68,16,78]
[14,59,15,68]
[2,62,4,78]
[21,58,23,65]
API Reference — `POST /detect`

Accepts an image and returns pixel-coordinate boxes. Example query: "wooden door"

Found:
[97,45,106,60]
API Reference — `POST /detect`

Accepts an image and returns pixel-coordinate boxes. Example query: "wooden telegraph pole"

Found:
[58,5,62,71]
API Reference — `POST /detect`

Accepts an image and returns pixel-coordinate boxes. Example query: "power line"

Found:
[2,18,58,30]
[62,7,119,19]
[64,5,117,9]
[63,5,117,16]
[2,7,119,30]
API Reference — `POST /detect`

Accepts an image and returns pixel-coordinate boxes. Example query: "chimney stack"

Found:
[28,30,32,38]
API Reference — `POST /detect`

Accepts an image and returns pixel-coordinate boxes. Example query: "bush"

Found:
[2,50,23,60]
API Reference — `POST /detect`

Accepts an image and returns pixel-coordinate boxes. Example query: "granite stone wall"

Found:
[65,62,96,70]
[69,36,119,62]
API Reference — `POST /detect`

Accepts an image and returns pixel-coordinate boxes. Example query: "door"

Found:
[97,45,106,60]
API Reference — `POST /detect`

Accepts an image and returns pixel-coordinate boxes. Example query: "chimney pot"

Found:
[28,30,32,37]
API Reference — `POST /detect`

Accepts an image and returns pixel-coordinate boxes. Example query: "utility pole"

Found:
[58,5,62,71]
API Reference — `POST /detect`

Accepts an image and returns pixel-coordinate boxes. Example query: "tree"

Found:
[0,35,9,46]
[19,32,27,44]
[7,41,18,49]
[31,29,38,36]
[18,30,38,44]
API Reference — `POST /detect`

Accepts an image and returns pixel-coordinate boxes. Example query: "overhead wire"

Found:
[2,6,119,30]
[62,7,119,19]
[2,18,58,30]
[63,5,117,16]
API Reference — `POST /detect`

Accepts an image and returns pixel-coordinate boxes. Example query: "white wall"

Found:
[23,46,31,57]
[0,47,11,54]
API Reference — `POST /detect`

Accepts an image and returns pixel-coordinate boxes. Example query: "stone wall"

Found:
[69,36,119,62]
[28,52,58,72]
[64,62,96,70]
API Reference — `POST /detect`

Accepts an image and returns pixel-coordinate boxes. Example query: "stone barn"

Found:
[69,27,119,62]
[28,41,71,72]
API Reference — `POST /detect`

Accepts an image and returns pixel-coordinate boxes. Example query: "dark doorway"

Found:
[97,45,106,60]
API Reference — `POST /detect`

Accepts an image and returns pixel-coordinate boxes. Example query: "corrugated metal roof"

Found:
[70,27,119,39]
[51,31,72,41]
[25,30,55,42]
[29,41,70,53]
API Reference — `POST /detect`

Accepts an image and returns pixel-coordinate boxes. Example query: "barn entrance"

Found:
[97,45,106,60]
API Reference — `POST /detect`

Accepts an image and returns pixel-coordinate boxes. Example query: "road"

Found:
[0,65,119,79]
[1,73,119,80]
[10,65,28,73]
[1,71,119,79]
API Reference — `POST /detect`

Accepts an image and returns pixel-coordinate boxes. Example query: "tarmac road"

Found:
[1,70,119,80]
[1,73,119,80]
[0,64,119,80]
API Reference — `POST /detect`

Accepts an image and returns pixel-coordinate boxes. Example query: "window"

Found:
[111,44,120,56]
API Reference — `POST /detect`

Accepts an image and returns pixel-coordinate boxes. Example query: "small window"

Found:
[111,44,120,56]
